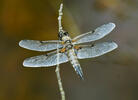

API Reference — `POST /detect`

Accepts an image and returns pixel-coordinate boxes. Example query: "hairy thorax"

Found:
[62,36,73,51]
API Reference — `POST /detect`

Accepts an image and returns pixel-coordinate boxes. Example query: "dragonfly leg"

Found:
[74,45,81,50]
[60,48,66,53]
[72,39,77,43]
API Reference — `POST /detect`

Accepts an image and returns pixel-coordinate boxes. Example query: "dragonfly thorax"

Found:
[63,39,73,50]
[65,43,73,50]
[61,32,73,50]
[59,31,74,51]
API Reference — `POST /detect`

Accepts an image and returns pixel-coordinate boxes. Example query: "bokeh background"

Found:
[0,0,138,100]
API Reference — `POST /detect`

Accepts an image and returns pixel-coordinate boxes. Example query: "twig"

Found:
[58,3,63,32]
[55,3,65,100]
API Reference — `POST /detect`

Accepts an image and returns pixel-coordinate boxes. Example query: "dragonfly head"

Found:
[58,30,69,40]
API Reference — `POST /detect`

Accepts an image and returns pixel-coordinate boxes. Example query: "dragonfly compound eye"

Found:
[63,32,69,36]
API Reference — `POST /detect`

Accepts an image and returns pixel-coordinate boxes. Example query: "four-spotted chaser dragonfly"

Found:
[19,23,118,80]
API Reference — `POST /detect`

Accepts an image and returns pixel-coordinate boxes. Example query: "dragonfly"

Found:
[19,22,118,80]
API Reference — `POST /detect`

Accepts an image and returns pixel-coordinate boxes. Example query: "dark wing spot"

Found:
[91,44,94,47]
[45,54,48,56]
[92,30,95,33]
[79,46,82,49]
[39,41,44,43]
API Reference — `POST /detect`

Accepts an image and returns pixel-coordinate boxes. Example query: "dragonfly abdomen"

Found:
[68,49,84,80]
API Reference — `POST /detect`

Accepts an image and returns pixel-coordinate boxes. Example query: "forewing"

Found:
[23,51,69,67]
[19,40,63,52]
[77,42,118,59]
[73,23,115,44]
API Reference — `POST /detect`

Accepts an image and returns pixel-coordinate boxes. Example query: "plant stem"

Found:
[56,3,65,100]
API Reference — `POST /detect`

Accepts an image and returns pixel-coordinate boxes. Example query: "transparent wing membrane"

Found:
[73,23,116,44]
[19,40,63,52]
[77,42,118,59]
[19,23,118,68]
[23,51,69,67]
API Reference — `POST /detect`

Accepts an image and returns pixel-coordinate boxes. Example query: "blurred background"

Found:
[0,0,138,100]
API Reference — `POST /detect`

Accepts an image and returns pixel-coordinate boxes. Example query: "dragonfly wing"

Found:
[73,23,115,44]
[23,51,69,67]
[19,40,63,52]
[77,42,118,59]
